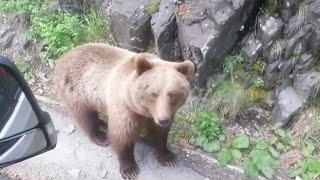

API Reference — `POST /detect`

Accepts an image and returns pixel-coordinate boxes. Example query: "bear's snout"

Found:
[158,117,171,127]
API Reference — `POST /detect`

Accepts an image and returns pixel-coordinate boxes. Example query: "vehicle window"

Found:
[0,75,11,130]
[0,67,20,99]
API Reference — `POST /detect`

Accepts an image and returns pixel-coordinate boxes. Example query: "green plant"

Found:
[29,10,85,66]
[287,137,320,180]
[2,0,114,67]
[253,76,264,89]
[241,130,293,179]
[271,128,292,153]
[148,0,161,14]
[14,59,36,85]
[265,0,278,14]
[0,0,42,16]
[222,55,244,83]
[245,86,272,104]
[217,135,250,166]
[205,80,246,121]
[82,9,115,44]
[244,149,280,178]
[189,112,225,153]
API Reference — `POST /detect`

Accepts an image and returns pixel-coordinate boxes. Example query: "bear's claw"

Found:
[120,164,139,179]
[93,139,110,147]
[158,151,177,167]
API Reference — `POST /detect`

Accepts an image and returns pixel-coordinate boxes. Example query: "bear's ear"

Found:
[176,60,195,82]
[134,54,153,75]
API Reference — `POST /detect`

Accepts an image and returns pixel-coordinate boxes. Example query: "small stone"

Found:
[106,154,112,158]
[66,125,75,135]
[101,170,108,178]
[68,169,81,179]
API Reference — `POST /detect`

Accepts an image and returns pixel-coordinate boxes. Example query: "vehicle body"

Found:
[0,55,57,168]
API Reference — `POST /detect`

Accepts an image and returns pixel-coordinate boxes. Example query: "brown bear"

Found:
[53,43,195,179]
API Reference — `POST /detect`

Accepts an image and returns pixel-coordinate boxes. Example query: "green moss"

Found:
[148,0,161,14]
[314,58,320,71]
[251,59,266,75]
[265,0,278,14]
[245,86,272,104]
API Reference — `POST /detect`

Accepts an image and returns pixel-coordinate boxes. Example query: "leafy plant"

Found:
[190,112,225,153]
[218,148,233,166]
[1,0,114,67]
[287,138,320,180]
[0,0,42,16]
[217,135,250,165]
[271,128,292,152]
[288,157,320,180]
[244,150,279,178]
[29,10,85,66]
[232,135,250,149]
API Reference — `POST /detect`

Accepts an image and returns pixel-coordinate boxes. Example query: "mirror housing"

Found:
[0,56,57,168]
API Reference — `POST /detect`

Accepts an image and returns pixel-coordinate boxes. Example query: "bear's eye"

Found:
[168,92,175,98]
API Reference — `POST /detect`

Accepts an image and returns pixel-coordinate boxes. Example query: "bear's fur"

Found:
[53,43,195,179]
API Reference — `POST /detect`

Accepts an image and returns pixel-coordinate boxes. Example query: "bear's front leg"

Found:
[115,142,139,179]
[146,121,177,166]
[108,109,140,179]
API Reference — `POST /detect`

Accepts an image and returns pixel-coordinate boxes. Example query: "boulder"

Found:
[265,40,285,64]
[278,0,300,23]
[272,86,303,127]
[278,59,294,79]
[295,53,315,73]
[293,71,320,103]
[177,0,256,88]
[272,70,320,127]
[284,29,305,59]
[263,61,280,88]
[256,15,284,49]
[151,0,182,61]
[240,33,262,70]
[109,0,153,52]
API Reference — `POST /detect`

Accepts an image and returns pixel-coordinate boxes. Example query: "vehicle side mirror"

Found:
[0,56,57,168]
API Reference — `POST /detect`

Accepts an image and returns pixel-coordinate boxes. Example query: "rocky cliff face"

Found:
[241,0,320,127]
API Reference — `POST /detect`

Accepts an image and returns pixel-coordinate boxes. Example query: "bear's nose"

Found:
[158,117,170,126]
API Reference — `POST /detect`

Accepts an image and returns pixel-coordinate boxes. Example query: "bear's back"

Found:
[53,43,135,109]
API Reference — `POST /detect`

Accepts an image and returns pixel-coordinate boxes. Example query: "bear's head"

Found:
[132,53,195,127]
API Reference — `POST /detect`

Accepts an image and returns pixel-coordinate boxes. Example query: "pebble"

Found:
[66,125,75,135]
[67,169,81,179]
[101,170,108,178]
